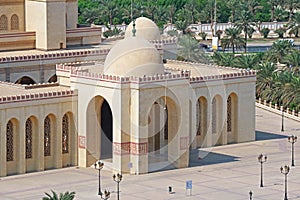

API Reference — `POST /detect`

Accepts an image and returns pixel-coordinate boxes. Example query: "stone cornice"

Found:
[0,89,76,104]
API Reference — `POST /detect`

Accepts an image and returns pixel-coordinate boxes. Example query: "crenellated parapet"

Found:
[189,71,256,83]
[0,49,110,63]
[150,37,177,45]
[0,90,76,104]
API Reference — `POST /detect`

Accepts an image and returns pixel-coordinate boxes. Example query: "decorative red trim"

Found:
[78,136,86,149]
[113,142,148,155]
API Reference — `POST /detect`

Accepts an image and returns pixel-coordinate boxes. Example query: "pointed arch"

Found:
[6,120,14,162]
[11,14,19,30]
[195,96,208,147]
[227,93,238,144]
[6,118,19,175]
[0,15,8,31]
[15,76,36,85]
[62,112,76,167]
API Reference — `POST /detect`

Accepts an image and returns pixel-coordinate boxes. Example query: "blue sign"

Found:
[186,180,192,189]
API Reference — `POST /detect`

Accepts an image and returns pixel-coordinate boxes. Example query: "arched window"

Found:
[26,119,33,159]
[44,116,51,156]
[212,97,217,134]
[227,96,232,132]
[196,100,201,135]
[62,114,69,154]
[11,14,19,30]
[0,15,8,31]
[6,121,13,161]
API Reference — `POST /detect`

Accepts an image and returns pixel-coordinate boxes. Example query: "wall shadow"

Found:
[255,131,288,141]
[189,149,239,167]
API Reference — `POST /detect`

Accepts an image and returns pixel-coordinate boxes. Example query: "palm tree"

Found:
[175,20,189,35]
[43,190,75,200]
[266,40,294,63]
[99,0,118,26]
[177,35,211,63]
[287,12,300,37]
[221,28,245,54]
[255,62,277,99]
[233,54,261,69]
[212,52,236,67]
[283,50,300,71]
[268,0,281,21]
[167,4,177,26]
[234,8,255,53]
[226,0,241,22]
[283,0,300,22]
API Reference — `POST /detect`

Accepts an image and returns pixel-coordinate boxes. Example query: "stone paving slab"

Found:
[1,107,300,199]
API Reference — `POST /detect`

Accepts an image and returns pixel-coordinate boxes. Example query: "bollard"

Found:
[168,186,172,193]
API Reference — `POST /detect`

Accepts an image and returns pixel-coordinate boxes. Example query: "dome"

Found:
[103,37,164,77]
[125,17,161,41]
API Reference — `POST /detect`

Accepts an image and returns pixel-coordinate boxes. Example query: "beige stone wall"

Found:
[0,0,25,32]
[25,0,66,50]
[66,0,78,29]
[0,93,78,177]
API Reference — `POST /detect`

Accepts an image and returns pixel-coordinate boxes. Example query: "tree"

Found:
[266,39,294,63]
[283,0,300,22]
[221,28,245,54]
[287,12,300,37]
[99,0,119,26]
[275,28,286,38]
[234,7,255,53]
[43,190,75,200]
[233,54,261,69]
[212,52,236,66]
[283,50,300,70]
[260,27,270,38]
[175,20,189,34]
[177,35,211,63]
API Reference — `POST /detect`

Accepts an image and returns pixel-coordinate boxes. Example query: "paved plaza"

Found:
[1,107,300,200]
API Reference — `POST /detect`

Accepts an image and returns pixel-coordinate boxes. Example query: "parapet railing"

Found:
[256,98,300,122]
[0,49,110,63]
[0,90,76,104]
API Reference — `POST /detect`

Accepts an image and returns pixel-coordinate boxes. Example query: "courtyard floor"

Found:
[1,107,300,200]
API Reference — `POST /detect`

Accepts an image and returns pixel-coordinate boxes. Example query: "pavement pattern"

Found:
[1,107,300,200]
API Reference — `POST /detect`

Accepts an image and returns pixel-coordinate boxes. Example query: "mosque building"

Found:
[0,3,256,176]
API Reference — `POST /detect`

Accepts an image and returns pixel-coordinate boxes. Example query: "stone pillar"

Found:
[112,89,130,174]
[129,90,148,174]
[54,107,63,168]
[36,116,44,171]
[18,112,26,174]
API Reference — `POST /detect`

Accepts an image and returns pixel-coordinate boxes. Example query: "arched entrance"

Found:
[196,96,208,148]
[86,96,113,166]
[101,100,113,159]
[147,96,179,172]
[15,76,36,85]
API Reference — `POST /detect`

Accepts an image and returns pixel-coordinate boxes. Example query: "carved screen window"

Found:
[26,119,33,159]
[0,15,8,31]
[6,120,13,162]
[196,100,201,135]
[11,14,19,30]
[44,116,51,156]
[212,98,217,134]
[62,114,69,154]
[227,96,232,132]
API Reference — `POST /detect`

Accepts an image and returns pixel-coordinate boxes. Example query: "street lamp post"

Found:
[280,165,290,200]
[113,173,123,200]
[258,154,267,187]
[281,107,284,132]
[94,161,104,197]
[288,135,297,166]
[249,190,253,200]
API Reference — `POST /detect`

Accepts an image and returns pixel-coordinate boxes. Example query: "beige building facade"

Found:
[0,15,256,177]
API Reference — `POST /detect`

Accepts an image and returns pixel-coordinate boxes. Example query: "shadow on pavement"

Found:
[189,149,239,167]
[255,131,288,141]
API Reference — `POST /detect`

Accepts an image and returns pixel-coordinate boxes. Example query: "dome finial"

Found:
[132,19,136,37]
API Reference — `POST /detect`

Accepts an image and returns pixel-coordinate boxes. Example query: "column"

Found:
[54,108,63,168]
[18,112,26,174]
[36,114,44,171]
